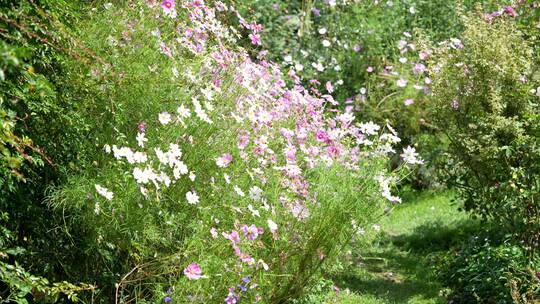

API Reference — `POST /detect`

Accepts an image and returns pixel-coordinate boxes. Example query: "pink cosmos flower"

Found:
[241,224,263,241]
[504,6,518,17]
[284,146,297,164]
[326,145,340,158]
[315,130,327,143]
[250,23,263,33]
[161,0,175,10]
[160,42,173,58]
[404,99,414,106]
[238,133,249,149]
[184,263,202,280]
[223,230,240,245]
[326,81,334,93]
[412,63,426,74]
[138,122,146,133]
[216,153,233,168]
[249,33,262,46]
[366,66,374,73]
[192,0,204,7]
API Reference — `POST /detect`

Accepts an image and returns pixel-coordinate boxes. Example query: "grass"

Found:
[328,190,480,304]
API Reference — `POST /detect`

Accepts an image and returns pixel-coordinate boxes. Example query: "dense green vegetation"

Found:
[1,0,539,303]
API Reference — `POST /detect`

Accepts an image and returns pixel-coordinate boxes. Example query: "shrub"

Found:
[0,1,110,301]
[438,236,540,303]
[44,1,417,302]
[428,11,540,250]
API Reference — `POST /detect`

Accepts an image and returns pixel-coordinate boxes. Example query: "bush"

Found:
[428,12,540,250]
[0,1,110,301]
[42,1,416,302]
[438,236,540,303]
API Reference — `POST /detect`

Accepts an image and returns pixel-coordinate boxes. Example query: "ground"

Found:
[331,191,477,304]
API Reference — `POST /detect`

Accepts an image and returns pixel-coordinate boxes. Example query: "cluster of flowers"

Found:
[93,0,422,302]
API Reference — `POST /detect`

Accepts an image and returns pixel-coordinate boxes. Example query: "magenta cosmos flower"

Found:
[161,0,175,10]
[315,130,327,142]
[192,0,204,8]
[249,33,262,46]
[184,263,202,280]
[326,145,341,158]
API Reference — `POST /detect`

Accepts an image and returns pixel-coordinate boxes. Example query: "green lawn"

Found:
[331,191,478,304]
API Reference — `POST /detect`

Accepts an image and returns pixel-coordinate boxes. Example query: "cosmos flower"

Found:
[451,99,460,110]
[136,132,147,148]
[161,0,174,10]
[325,81,334,93]
[396,78,408,88]
[95,184,113,201]
[267,219,278,234]
[192,0,204,8]
[400,146,424,165]
[249,33,262,46]
[183,263,202,280]
[216,153,233,168]
[158,112,172,125]
[186,191,200,204]
[315,130,328,142]
[504,6,518,17]
[138,122,146,133]
[241,224,263,240]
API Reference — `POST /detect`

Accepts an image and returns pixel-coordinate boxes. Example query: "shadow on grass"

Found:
[333,218,483,303]
[335,251,443,302]
[390,219,482,252]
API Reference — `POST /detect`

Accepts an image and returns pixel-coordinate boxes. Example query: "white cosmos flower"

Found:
[248,204,260,217]
[322,40,331,47]
[359,121,380,136]
[312,62,325,72]
[396,78,408,88]
[318,27,327,35]
[400,146,424,165]
[267,219,278,234]
[158,112,172,125]
[94,202,102,215]
[233,185,245,197]
[95,184,113,201]
[186,191,199,205]
[177,105,191,118]
[136,132,147,148]
[249,186,263,201]
[173,161,188,179]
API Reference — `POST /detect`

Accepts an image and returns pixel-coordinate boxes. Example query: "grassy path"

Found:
[332,191,476,304]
